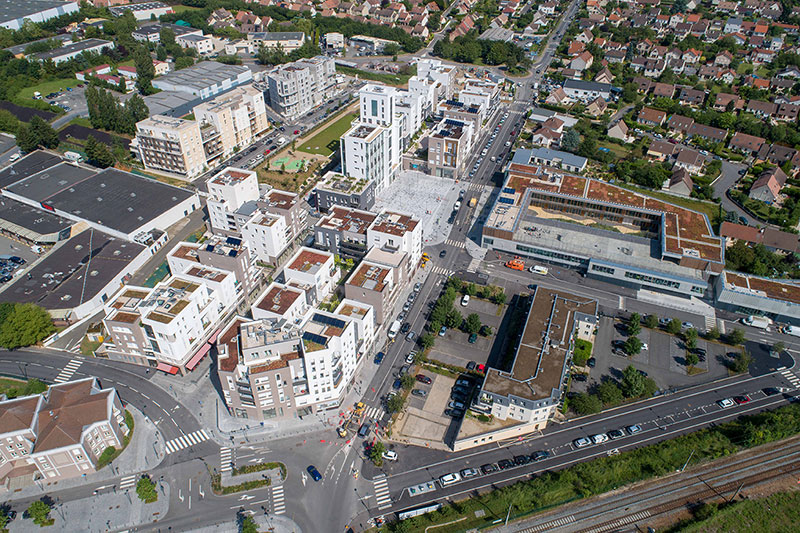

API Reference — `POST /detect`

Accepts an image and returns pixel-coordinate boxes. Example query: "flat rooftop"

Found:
[347,262,390,292]
[370,211,418,237]
[0,229,145,311]
[317,172,370,195]
[0,150,62,189]
[133,23,200,37]
[209,168,254,187]
[109,1,168,14]
[265,190,298,211]
[153,61,249,91]
[288,248,331,274]
[142,90,202,118]
[0,0,77,24]
[346,123,380,140]
[483,288,596,401]
[6,164,196,235]
[317,206,376,234]
[723,271,800,305]
[34,39,111,60]
[254,283,303,315]
[0,196,73,239]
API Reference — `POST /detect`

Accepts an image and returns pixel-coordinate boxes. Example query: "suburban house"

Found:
[749,167,787,204]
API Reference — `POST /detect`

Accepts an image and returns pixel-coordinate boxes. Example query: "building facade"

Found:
[265,56,336,119]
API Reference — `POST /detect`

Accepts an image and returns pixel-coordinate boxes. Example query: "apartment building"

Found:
[101,274,235,374]
[207,167,260,233]
[0,378,129,489]
[247,32,306,52]
[427,118,474,179]
[194,85,270,157]
[340,123,398,193]
[252,281,308,323]
[134,115,209,178]
[416,59,456,100]
[283,247,337,305]
[177,33,214,55]
[344,260,398,324]
[314,206,377,260]
[167,235,260,298]
[265,56,336,119]
[367,210,423,275]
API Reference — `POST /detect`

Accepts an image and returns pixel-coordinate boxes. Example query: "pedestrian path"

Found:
[119,475,137,490]
[164,429,210,454]
[373,475,392,510]
[220,446,233,473]
[272,485,286,514]
[466,182,483,192]
[445,239,466,249]
[364,406,383,419]
[54,358,82,383]
[781,369,800,389]
[431,265,453,276]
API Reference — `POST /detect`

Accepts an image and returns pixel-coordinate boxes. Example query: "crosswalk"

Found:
[54,358,82,383]
[466,182,483,192]
[431,265,453,276]
[445,239,466,249]
[164,429,210,454]
[119,475,137,490]
[781,369,800,389]
[220,447,233,473]
[363,406,383,420]
[272,485,285,514]
[373,475,392,510]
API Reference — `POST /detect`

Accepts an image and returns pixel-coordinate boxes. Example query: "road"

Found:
[713,158,753,223]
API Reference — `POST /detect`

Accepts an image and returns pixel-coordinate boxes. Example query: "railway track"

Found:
[513,437,800,533]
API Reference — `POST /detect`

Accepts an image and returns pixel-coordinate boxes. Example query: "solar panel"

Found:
[228,249,238,257]
[205,244,214,252]
[312,313,347,329]
[226,236,242,246]
[503,187,515,194]
[498,197,514,204]
[302,331,328,347]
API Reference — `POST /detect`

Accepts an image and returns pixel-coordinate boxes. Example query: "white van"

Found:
[530,265,549,275]
[388,320,401,340]
[439,472,462,486]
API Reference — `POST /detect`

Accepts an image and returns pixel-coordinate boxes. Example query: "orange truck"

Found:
[506,257,525,271]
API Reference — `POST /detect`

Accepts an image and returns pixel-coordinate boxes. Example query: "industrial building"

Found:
[0,0,79,30]
[151,62,252,99]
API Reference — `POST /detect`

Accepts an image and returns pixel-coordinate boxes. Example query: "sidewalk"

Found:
[186,513,302,532]
[8,481,170,533]
[2,406,164,502]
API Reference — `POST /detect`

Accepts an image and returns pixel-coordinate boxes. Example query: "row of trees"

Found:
[433,34,529,71]
[571,364,658,415]
[85,86,149,136]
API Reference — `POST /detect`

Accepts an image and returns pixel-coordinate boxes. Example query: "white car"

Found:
[461,295,470,306]
[717,398,735,408]
[573,437,591,448]
[439,472,462,486]
[382,450,398,461]
[591,433,609,444]
[405,352,416,364]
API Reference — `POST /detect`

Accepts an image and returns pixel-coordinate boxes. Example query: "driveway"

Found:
[713,159,752,222]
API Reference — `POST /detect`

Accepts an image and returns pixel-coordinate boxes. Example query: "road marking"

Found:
[220,447,233,473]
[432,266,453,276]
[53,359,82,383]
[445,239,466,249]
[272,485,286,514]
[781,369,800,388]
[165,429,210,454]
[373,475,392,510]
[119,475,137,490]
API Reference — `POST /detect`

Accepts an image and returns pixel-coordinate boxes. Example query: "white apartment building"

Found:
[167,235,260,297]
[283,247,337,305]
[241,209,290,264]
[252,281,308,323]
[416,59,456,100]
[176,34,214,55]
[368,210,423,274]
[101,273,235,374]
[207,167,260,233]
[266,56,336,119]
[340,122,398,193]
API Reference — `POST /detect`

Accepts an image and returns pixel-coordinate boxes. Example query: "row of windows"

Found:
[515,244,589,265]
[623,270,681,289]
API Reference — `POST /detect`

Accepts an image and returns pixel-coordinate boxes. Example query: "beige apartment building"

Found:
[0,378,129,490]
[427,119,473,179]
[266,56,336,119]
[135,84,270,178]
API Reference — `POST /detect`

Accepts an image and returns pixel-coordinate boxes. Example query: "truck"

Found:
[33,91,41,100]
[388,320,401,340]
[468,197,477,208]
[506,257,525,271]
[742,315,772,330]
[783,325,800,337]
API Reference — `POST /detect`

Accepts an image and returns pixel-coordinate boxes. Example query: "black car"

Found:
[374,351,385,364]
[481,463,498,474]
[451,385,470,395]
[608,429,625,440]
[513,455,530,466]
[572,373,587,382]
[587,358,596,368]
[392,378,402,390]
[763,387,780,396]
[444,408,464,418]
[279,126,286,131]
[400,322,411,334]
[8,256,23,265]
[439,250,447,258]
[497,459,514,470]
[531,450,549,461]
[466,361,477,371]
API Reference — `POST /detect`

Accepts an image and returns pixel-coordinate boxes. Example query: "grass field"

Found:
[621,183,721,223]
[68,117,93,128]
[0,377,26,397]
[298,112,358,156]
[681,492,800,532]
[171,5,203,12]
[335,65,416,86]
[17,78,81,100]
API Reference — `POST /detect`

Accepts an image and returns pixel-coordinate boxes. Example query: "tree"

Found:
[627,314,641,337]
[427,11,441,31]
[85,135,115,168]
[571,393,602,415]
[686,351,699,366]
[731,351,752,373]
[383,43,401,57]
[160,27,176,46]
[684,327,698,344]
[492,291,507,305]
[620,365,647,397]
[624,336,643,356]
[134,46,155,94]
[644,314,659,329]
[15,124,38,152]
[29,116,58,149]
[387,393,405,413]
[705,327,720,341]
[257,43,270,65]
[445,308,463,329]
[686,337,697,351]
[175,56,194,70]
[666,318,682,335]
[561,128,580,152]
[773,341,786,355]
[596,380,623,406]
[727,328,746,345]
[418,333,435,350]
[464,283,477,296]
[26,500,52,527]
[156,45,167,61]
[136,475,158,503]
[0,303,55,350]
[465,313,482,335]
[400,373,415,390]
[369,441,386,465]
[238,512,259,533]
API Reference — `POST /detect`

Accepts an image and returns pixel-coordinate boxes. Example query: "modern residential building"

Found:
[367,210,423,276]
[207,167,260,233]
[562,79,612,102]
[152,62,252,99]
[134,115,211,178]
[247,32,306,51]
[251,281,307,323]
[340,122,398,193]
[265,56,336,119]
[312,171,377,213]
[109,1,173,20]
[193,85,270,155]
[0,0,79,31]
[344,260,398,324]
[427,118,474,178]
[0,378,129,489]
[101,274,235,374]
[314,206,377,260]
[282,247,337,305]
[454,288,597,451]
[167,236,260,299]
[177,34,215,55]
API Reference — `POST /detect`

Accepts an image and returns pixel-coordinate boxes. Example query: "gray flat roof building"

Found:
[0,197,73,244]
[152,61,252,99]
[33,39,113,64]
[4,34,72,57]
[0,150,62,189]
[142,90,202,117]
[0,0,79,31]
[132,23,201,42]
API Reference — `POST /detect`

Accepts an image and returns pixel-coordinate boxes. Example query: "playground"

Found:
[269,155,306,171]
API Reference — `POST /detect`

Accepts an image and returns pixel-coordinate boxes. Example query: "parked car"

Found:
[587,358,596,368]
[717,398,735,408]
[513,455,530,466]
[374,351,385,364]
[401,322,411,334]
[455,378,471,387]
[439,326,447,337]
[608,429,625,440]
[531,450,549,461]
[448,400,465,410]
[392,379,402,390]
[481,463,498,474]
[591,433,609,444]
[466,361,477,370]
[763,387,780,396]
[411,389,427,397]
[460,467,479,479]
[497,459,514,470]
[573,437,591,448]
[406,352,417,364]
[625,425,642,435]
[444,408,464,417]
[405,331,416,342]
[415,374,432,384]
[733,395,750,405]
[439,250,447,258]
[468,333,478,344]
[382,450,398,461]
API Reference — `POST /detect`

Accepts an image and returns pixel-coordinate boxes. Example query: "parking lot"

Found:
[427,296,503,369]
[572,316,735,394]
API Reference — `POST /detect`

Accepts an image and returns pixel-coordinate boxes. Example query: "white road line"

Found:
[54,359,82,383]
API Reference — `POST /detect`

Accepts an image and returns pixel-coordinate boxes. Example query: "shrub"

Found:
[573,339,593,366]
[644,314,659,329]
[571,393,602,415]
[136,475,158,503]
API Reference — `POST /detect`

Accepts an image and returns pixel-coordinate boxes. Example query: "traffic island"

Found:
[210,462,286,495]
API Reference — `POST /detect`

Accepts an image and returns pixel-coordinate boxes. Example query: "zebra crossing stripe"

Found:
[165,430,210,455]
[54,359,82,383]
[373,477,392,509]
[272,486,285,514]
[119,475,137,490]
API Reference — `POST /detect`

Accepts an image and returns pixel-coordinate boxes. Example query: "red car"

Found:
[733,395,751,405]
[415,374,432,384]
[293,130,299,134]
[264,149,271,155]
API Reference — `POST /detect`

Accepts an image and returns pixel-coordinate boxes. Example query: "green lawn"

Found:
[298,112,358,156]
[171,5,203,12]
[68,117,92,128]
[682,492,800,532]
[17,78,81,100]
[621,183,721,223]
[335,65,416,86]
[0,377,26,397]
